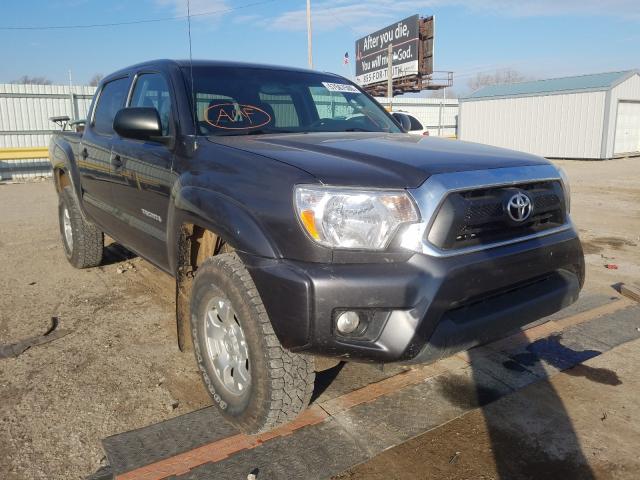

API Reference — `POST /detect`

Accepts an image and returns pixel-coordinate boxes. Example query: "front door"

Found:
[109,72,176,270]
[78,76,130,233]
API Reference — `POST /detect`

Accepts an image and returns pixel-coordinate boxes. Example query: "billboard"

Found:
[355,15,421,87]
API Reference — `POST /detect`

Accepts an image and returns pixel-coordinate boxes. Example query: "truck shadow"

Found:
[310,362,346,403]
[463,332,616,479]
[101,242,137,266]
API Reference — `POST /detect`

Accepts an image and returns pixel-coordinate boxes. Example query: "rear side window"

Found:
[408,115,423,131]
[130,73,172,136]
[93,77,130,135]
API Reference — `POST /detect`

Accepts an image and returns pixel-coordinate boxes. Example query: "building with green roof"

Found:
[459,71,640,159]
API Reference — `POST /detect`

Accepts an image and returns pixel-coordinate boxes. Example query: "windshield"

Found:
[182,66,401,136]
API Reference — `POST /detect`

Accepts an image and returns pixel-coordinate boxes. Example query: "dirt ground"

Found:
[0,181,211,479]
[0,157,638,479]
[554,158,640,289]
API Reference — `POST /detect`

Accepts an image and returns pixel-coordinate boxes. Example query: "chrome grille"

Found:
[427,181,566,250]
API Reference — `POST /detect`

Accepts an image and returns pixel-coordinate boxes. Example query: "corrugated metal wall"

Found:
[376,97,459,137]
[459,91,608,159]
[0,84,95,180]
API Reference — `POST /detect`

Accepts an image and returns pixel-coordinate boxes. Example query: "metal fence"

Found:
[0,84,95,180]
[375,96,459,137]
[0,84,459,181]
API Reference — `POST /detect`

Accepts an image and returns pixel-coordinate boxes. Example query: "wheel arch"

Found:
[169,186,279,352]
[50,138,86,215]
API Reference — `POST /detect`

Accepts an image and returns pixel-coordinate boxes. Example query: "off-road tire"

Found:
[190,253,315,434]
[58,186,103,268]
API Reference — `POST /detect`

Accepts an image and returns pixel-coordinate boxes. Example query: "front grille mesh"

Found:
[427,181,566,250]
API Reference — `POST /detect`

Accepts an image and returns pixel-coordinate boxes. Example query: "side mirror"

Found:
[113,107,162,141]
[391,112,411,132]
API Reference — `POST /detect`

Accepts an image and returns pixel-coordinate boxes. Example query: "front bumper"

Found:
[242,227,584,364]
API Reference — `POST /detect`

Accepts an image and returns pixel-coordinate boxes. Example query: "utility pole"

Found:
[438,87,445,137]
[306,0,313,69]
[386,44,393,110]
[68,69,75,123]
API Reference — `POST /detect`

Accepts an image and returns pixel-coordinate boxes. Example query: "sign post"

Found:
[306,0,313,69]
[387,44,393,110]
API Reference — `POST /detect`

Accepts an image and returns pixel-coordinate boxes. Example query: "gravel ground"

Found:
[0,157,638,479]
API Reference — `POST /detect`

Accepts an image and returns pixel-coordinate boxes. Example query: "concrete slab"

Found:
[103,407,237,474]
[463,346,540,390]
[568,306,640,348]
[181,419,371,480]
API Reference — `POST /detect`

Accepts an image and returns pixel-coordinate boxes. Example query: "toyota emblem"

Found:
[506,192,533,222]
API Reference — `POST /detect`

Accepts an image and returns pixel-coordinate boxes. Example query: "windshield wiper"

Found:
[208,129,300,137]
[246,129,298,135]
[343,128,374,132]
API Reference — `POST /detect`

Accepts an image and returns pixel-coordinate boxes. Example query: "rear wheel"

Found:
[58,186,103,268]
[190,253,315,433]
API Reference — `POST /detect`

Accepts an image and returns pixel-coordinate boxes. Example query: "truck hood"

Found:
[209,132,550,189]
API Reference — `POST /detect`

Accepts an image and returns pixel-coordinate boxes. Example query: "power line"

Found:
[312,5,365,36]
[0,0,278,31]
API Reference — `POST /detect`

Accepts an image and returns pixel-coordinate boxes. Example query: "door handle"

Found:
[81,148,89,160]
[111,154,123,169]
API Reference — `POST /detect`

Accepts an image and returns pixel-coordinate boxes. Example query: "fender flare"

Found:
[167,186,279,351]
[50,139,86,215]
[167,186,279,272]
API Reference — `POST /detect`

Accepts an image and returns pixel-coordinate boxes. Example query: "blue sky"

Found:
[1,0,638,94]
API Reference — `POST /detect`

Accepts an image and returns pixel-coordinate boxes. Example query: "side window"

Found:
[130,73,172,136]
[93,77,130,135]
[408,115,423,131]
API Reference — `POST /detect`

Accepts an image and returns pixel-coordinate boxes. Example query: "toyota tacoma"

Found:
[49,60,584,433]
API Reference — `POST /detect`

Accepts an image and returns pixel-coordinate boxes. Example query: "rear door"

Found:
[109,71,176,269]
[79,76,130,232]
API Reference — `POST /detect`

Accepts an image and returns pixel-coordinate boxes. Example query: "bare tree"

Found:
[88,73,104,87]
[10,75,52,85]
[467,68,529,93]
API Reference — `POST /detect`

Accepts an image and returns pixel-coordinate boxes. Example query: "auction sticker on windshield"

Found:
[322,82,360,93]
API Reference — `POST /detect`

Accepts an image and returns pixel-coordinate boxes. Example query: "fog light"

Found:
[336,311,360,334]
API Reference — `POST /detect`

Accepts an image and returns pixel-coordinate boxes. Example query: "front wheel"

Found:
[58,186,103,269]
[190,253,315,433]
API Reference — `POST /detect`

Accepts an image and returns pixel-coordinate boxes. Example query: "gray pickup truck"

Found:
[49,59,584,433]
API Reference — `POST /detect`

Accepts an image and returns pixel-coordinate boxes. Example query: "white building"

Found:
[459,71,640,159]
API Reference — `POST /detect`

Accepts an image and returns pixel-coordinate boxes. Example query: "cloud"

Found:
[269,0,640,32]
[154,0,229,18]
[233,13,263,25]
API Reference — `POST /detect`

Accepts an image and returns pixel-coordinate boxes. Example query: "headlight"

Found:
[557,167,571,213]
[294,186,419,250]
